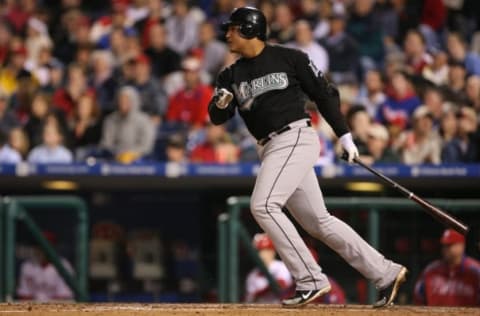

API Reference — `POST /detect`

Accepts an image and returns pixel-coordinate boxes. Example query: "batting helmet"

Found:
[253,233,275,250]
[221,7,267,41]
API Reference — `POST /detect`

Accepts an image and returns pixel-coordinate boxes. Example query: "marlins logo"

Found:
[233,72,289,111]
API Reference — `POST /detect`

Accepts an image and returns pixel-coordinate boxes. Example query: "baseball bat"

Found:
[342,154,469,235]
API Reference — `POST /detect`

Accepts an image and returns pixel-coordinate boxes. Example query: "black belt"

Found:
[257,120,311,146]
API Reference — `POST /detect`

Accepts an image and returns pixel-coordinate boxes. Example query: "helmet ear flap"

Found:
[239,22,255,39]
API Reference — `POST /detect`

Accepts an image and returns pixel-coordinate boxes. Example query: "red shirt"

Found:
[414,256,480,306]
[190,142,216,163]
[166,84,212,127]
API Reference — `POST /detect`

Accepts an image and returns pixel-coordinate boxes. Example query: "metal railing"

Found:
[218,196,480,303]
[0,196,89,302]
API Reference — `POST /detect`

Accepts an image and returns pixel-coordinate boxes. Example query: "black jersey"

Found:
[208,44,349,140]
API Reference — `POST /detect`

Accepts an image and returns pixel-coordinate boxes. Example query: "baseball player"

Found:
[414,229,480,306]
[208,7,407,307]
[245,233,293,303]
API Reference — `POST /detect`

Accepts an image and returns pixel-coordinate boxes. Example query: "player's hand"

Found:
[339,132,359,163]
[215,88,233,109]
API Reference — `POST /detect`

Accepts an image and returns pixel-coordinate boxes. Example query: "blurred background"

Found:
[0,0,479,307]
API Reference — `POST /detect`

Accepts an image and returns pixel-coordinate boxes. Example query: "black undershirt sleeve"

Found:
[208,67,237,125]
[293,51,349,137]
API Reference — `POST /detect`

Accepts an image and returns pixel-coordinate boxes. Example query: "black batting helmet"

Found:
[221,7,267,41]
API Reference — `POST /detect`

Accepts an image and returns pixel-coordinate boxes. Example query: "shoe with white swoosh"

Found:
[281,285,331,307]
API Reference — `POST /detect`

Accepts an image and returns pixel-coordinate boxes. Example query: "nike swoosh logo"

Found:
[301,291,312,300]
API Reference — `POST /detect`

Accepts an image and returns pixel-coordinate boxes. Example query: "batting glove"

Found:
[339,132,359,163]
[215,88,233,109]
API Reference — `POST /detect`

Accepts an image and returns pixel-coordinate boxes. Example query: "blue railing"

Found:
[0,162,479,177]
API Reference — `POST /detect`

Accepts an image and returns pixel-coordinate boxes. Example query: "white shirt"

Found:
[17,259,74,302]
[245,260,292,303]
[0,145,22,163]
[287,41,329,73]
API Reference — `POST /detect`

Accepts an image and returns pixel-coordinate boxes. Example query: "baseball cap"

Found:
[367,123,389,141]
[440,229,465,245]
[181,57,201,72]
[253,233,274,251]
[412,105,433,120]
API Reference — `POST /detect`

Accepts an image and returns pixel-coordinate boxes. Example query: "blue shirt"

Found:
[27,145,73,164]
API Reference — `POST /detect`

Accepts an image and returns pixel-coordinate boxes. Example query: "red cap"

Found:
[440,229,465,245]
[135,54,150,65]
[253,233,274,250]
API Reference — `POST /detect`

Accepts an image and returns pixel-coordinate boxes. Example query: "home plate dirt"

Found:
[0,304,478,316]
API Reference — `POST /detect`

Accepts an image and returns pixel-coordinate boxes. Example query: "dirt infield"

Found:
[0,304,478,316]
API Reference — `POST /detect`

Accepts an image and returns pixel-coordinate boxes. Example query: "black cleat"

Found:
[373,266,408,308]
[282,285,331,307]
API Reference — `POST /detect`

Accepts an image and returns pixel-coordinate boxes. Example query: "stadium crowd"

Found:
[0,0,478,165]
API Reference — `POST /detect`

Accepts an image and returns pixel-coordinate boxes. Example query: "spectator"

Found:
[394,105,441,164]
[356,69,386,118]
[10,69,38,124]
[109,27,130,66]
[359,123,399,164]
[195,21,228,79]
[0,90,18,134]
[165,0,201,55]
[288,20,329,73]
[244,233,292,303]
[24,92,56,148]
[8,127,30,160]
[414,229,480,306]
[90,0,136,47]
[90,50,118,114]
[144,23,182,80]
[27,123,73,164]
[439,104,458,145]
[53,63,91,118]
[418,0,446,49]
[0,129,22,163]
[165,133,187,163]
[442,106,478,163]
[346,105,371,155]
[135,0,166,49]
[70,93,103,160]
[446,59,468,103]
[190,123,239,164]
[269,3,295,44]
[347,0,384,70]
[320,11,359,84]
[100,86,155,163]
[403,29,432,75]
[129,54,168,124]
[16,231,74,302]
[447,32,480,76]
[25,17,52,70]
[312,0,333,41]
[0,45,28,96]
[165,57,212,130]
[465,75,480,110]
[422,86,446,125]
[376,71,421,138]
[422,50,449,86]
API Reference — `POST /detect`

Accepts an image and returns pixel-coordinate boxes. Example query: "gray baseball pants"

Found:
[251,119,402,291]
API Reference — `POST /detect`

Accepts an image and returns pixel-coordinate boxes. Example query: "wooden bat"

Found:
[345,155,469,235]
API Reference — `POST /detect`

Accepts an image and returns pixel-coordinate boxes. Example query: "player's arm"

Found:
[208,67,237,125]
[293,51,358,162]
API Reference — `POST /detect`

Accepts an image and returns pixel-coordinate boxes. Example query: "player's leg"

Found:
[250,127,331,299]
[285,168,407,306]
